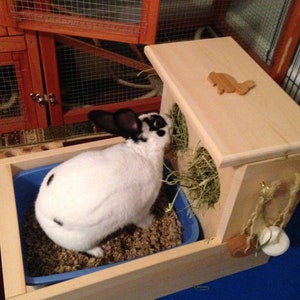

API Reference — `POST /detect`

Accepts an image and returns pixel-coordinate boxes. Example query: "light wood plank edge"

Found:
[0,137,124,174]
[0,163,26,298]
[10,239,268,300]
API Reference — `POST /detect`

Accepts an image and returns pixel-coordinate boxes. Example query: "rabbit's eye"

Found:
[157,129,166,137]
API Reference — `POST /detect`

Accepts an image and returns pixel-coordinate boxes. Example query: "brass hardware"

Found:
[30,93,46,107]
[30,93,57,107]
[48,93,56,106]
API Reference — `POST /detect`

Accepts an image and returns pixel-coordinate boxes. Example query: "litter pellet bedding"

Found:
[22,187,182,277]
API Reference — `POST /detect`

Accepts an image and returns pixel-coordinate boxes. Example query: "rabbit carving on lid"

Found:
[208,72,255,95]
[35,109,171,257]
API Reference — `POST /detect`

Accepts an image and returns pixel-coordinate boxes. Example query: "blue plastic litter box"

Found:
[13,161,201,285]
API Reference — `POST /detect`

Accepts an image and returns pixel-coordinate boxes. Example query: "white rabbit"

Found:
[35,108,171,257]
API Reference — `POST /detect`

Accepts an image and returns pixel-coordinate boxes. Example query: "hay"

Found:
[181,147,220,210]
[168,104,189,152]
[165,147,220,213]
[166,104,220,212]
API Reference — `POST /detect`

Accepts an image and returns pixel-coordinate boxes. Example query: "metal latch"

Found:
[48,93,56,106]
[30,93,46,107]
[30,93,57,107]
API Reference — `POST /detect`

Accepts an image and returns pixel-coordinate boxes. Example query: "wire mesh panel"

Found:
[156,0,292,67]
[0,65,22,122]
[56,39,158,110]
[13,0,141,22]
[283,42,300,104]
[0,49,40,134]
[157,0,213,41]
[223,0,290,65]
[10,0,159,43]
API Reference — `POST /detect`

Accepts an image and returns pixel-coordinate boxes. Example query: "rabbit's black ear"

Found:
[88,110,120,135]
[88,109,142,139]
[114,109,143,139]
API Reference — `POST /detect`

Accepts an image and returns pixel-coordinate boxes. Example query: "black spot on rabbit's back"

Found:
[53,218,63,226]
[47,173,55,186]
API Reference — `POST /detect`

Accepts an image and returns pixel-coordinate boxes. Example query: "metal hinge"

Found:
[30,93,57,107]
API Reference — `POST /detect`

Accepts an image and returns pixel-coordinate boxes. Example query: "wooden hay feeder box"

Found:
[1,37,300,299]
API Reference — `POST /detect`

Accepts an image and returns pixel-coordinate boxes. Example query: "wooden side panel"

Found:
[218,154,300,241]
[0,164,26,299]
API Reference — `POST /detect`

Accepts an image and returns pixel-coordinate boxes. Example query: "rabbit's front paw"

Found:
[85,246,104,257]
[135,214,154,229]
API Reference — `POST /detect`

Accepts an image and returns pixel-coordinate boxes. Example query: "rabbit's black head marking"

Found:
[88,109,170,142]
[88,109,142,141]
[140,115,167,137]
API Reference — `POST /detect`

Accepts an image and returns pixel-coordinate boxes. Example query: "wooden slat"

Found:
[63,97,161,124]
[55,35,153,72]
[7,27,23,36]
[138,0,160,44]
[13,51,39,129]
[0,138,124,172]
[24,30,48,128]
[16,10,140,44]
[0,36,26,52]
[7,239,268,300]
[38,32,64,126]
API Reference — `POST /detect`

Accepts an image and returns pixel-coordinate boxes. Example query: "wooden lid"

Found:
[145,37,300,168]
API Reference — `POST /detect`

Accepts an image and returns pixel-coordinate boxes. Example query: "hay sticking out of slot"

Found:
[166,104,220,213]
[168,104,189,152]
[183,147,220,210]
[165,147,220,213]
